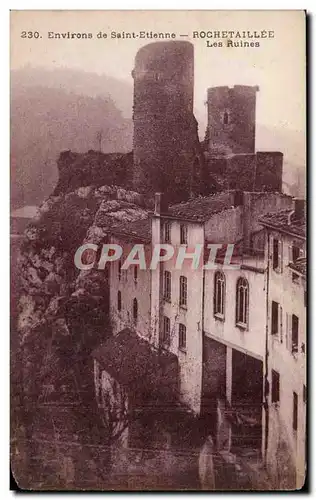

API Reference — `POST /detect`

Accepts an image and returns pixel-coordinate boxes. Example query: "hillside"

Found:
[10,68,133,210]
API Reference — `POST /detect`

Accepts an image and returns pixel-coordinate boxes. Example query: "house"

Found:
[92,328,179,447]
[260,199,306,488]
[96,189,292,423]
[150,190,292,420]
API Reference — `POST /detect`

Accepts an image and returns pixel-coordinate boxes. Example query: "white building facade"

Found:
[101,190,306,485]
[261,200,306,488]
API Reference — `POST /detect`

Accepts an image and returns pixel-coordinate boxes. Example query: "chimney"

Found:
[154,192,169,216]
[293,198,306,220]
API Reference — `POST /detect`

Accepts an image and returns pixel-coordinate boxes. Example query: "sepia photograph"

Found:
[10,9,306,491]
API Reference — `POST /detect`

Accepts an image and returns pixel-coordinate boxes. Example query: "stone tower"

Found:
[132,41,205,203]
[206,85,259,156]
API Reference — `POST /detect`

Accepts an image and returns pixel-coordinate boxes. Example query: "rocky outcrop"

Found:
[16,183,151,403]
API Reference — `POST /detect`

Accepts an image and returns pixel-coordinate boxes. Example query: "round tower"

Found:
[132,41,203,202]
[207,85,259,156]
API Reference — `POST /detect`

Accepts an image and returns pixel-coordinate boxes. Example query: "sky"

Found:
[10,10,306,132]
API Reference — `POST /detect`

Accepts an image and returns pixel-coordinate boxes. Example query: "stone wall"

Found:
[208,151,283,193]
[207,85,259,156]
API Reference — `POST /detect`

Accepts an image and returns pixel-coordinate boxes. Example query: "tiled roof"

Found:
[288,257,306,277]
[259,209,306,239]
[94,200,152,241]
[92,328,178,394]
[109,216,152,242]
[94,192,237,239]
[168,192,235,222]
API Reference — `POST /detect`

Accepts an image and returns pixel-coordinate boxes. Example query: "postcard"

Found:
[10,10,306,491]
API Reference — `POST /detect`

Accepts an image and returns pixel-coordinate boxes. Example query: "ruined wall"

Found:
[255,152,283,192]
[226,154,257,190]
[132,41,205,203]
[207,85,258,156]
[54,150,133,196]
[208,151,283,193]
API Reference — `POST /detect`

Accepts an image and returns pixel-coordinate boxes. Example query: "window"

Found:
[236,277,249,327]
[303,385,307,404]
[289,245,301,281]
[133,298,138,322]
[293,392,298,431]
[162,316,170,344]
[214,271,225,318]
[179,323,186,350]
[271,370,280,403]
[117,291,122,311]
[163,270,171,301]
[292,314,299,353]
[179,276,187,308]
[180,224,188,245]
[164,222,171,243]
[292,245,300,262]
[118,259,122,281]
[271,301,279,335]
[272,238,282,271]
[134,266,138,283]
[223,110,229,125]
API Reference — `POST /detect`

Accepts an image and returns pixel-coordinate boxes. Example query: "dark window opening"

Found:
[272,370,280,403]
[164,270,171,301]
[303,385,307,404]
[180,224,188,245]
[293,392,298,431]
[214,271,225,317]
[179,276,187,308]
[223,111,229,125]
[164,222,171,243]
[179,323,186,350]
[134,266,138,283]
[273,238,280,270]
[133,298,138,322]
[163,316,170,344]
[271,301,279,335]
[292,314,299,353]
[118,260,122,281]
[292,245,300,262]
[117,291,122,311]
[236,277,249,327]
